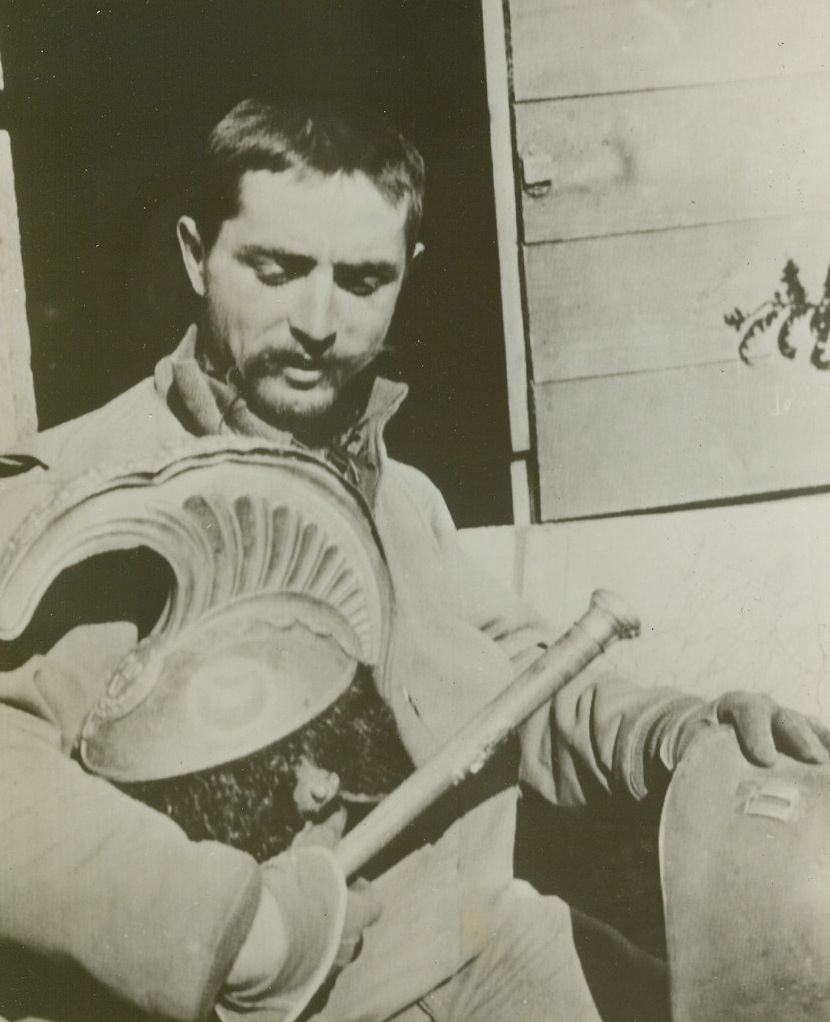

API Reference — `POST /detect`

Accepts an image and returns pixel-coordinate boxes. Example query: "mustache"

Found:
[234,343,395,385]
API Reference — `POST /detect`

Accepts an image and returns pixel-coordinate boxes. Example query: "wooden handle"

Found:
[336,589,640,877]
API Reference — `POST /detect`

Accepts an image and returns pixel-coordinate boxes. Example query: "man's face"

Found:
[179,168,410,433]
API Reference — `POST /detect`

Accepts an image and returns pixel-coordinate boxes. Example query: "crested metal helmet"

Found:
[0,437,393,783]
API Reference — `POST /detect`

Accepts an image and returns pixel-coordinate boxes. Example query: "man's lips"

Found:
[243,351,331,388]
[281,363,326,388]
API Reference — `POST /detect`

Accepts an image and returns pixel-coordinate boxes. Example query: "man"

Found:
[0,99,828,1022]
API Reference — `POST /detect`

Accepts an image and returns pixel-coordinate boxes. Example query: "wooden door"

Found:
[506,0,830,519]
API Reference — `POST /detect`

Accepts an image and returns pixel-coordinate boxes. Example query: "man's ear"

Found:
[177,216,207,297]
[406,242,425,276]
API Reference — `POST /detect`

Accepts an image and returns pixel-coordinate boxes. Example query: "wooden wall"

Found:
[460,489,830,719]
[506,0,830,519]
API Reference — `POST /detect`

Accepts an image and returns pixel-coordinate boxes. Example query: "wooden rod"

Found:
[336,588,640,878]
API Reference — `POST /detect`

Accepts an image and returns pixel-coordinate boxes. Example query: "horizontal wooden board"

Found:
[515,74,830,243]
[524,214,830,382]
[534,360,830,519]
[509,0,830,101]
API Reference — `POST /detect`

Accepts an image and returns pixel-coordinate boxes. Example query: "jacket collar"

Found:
[154,326,408,506]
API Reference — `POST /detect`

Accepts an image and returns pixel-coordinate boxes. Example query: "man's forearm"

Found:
[0,703,261,1020]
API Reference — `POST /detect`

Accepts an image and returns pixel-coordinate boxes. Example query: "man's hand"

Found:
[219,845,349,1020]
[335,877,382,969]
[291,804,382,968]
[291,804,348,851]
[220,806,382,1019]
[653,690,830,791]
[712,691,830,767]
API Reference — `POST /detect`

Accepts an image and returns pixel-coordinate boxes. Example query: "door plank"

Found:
[509,0,830,101]
[524,215,830,382]
[516,74,830,243]
[534,361,830,519]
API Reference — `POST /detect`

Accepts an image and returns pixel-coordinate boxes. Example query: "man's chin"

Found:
[246,378,339,435]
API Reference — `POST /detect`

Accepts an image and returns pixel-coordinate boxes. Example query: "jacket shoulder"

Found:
[0,381,188,546]
[11,380,187,479]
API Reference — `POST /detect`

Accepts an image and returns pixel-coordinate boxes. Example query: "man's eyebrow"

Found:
[235,247,399,280]
[334,260,401,281]
[236,245,315,266]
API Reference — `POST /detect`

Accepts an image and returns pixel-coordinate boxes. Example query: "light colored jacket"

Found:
[0,354,692,1020]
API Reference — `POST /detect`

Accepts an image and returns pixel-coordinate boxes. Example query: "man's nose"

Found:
[290,267,336,351]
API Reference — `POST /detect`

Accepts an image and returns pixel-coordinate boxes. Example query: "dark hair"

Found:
[189,98,426,257]
[116,665,414,863]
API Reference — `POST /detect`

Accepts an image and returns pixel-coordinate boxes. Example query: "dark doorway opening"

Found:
[0,0,512,526]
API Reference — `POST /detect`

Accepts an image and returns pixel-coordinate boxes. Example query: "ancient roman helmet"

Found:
[0,437,393,784]
[660,727,830,1022]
